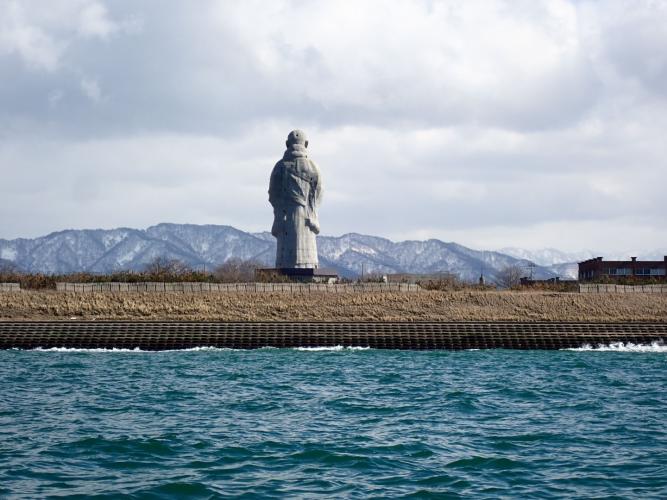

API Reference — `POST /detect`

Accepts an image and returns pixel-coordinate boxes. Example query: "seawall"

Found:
[1,322,664,350]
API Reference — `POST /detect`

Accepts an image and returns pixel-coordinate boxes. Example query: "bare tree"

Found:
[358,272,386,283]
[143,257,190,276]
[214,258,262,283]
[417,274,466,291]
[496,264,525,289]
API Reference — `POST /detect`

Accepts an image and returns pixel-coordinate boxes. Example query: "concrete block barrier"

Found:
[0,321,664,351]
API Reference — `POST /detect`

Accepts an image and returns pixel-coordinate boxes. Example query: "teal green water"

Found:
[1,347,666,498]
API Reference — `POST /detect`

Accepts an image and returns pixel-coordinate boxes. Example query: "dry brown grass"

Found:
[1,290,666,322]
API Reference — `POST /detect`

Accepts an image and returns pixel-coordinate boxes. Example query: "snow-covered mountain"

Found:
[499,247,667,266]
[544,262,579,280]
[0,224,273,275]
[315,233,559,282]
[498,247,596,266]
[1,223,571,282]
[610,249,667,261]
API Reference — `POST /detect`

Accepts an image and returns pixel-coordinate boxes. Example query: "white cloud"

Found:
[204,0,595,130]
[48,89,65,107]
[78,2,116,38]
[0,0,665,254]
[0,2,65,71]
[0,0,128,71]
[80,77,102,102]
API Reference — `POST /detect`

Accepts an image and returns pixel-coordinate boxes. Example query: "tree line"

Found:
[0,257,267,289]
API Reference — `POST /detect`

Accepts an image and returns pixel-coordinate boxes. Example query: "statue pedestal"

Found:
[256,267,338,283]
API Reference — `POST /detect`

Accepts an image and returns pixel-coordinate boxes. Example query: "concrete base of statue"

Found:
[256,267,338,283]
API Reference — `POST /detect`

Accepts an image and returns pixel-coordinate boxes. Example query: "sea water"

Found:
[1,346,666,498]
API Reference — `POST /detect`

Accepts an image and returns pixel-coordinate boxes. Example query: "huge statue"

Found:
[269,130,323,269]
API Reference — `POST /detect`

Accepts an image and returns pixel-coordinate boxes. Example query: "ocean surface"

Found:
[1,345,666,499]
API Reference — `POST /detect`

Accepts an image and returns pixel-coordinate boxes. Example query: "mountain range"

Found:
[1,223,661,283]
[0,223,556,282]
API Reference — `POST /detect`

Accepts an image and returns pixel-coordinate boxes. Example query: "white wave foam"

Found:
[294,346,371,351]
[566,341,667,352]
[33,347,144,352]
[23,345,371,353]
[30,346,232,353]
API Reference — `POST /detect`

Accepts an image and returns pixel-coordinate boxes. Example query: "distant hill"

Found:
[0,223,568,283]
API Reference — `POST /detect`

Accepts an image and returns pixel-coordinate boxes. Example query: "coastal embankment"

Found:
[1,290,666,322]
[2,321,665,350]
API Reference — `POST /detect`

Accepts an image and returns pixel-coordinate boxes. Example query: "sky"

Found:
[0,0,665,253]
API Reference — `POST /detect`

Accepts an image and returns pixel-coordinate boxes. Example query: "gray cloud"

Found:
[0,0,665,253]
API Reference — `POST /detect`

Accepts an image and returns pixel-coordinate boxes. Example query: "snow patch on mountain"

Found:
[498,247,596,266]
[1,248,17,261]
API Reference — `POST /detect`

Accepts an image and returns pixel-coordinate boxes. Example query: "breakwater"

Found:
[0,321,664,350]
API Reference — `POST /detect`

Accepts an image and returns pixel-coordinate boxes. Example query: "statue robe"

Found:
[268,144,322,268]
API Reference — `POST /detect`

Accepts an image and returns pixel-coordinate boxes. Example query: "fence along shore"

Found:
[48,282,667,293]
[578,283,667,293]
[54,282,422,293]
[2,282,666,293]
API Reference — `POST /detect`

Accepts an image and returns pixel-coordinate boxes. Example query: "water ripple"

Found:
[0,349,666,498]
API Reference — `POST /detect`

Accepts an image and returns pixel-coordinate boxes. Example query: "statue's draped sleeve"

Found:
[306,160,322,234]
[310,161,322,207]
[269,162,284,237]
[268,162,282,209]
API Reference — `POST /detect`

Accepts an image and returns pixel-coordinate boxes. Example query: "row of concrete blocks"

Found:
[53,282,422,293]
[1,332,662,350]
[579,284,667,293]
[1,322,664,350]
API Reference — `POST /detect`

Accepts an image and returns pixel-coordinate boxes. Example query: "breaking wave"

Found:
[26,346,372,353]
[30,346,231,353]
[20,343,667,353]
[293,346,371,351]
[566,341,667,352]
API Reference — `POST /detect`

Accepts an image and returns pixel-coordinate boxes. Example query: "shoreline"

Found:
[1,290,666,323]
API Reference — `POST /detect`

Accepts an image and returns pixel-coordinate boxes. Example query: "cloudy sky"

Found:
[1,0,665,252]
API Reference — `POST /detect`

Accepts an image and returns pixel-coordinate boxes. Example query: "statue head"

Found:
[286,129,308,149]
